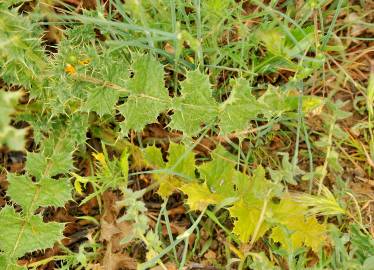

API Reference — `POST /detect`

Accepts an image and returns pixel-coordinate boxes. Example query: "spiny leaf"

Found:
[0,255,26,270]
[7,174,72,214]
[119,54,170,133]
[84,86,119,117]
[25,137,74,179]
[170,70,218,136]
[219,79,261,134]
[0,8,45,92]
[0,206,65,260]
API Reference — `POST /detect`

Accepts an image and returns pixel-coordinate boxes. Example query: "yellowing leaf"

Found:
[180,182,222,211]
[93,152,109,171]
[242,166,283,202]
[71,172,90,195]
[120,149,130,180]
[270,198,328,252]
[156,175,183,198]
[142,143,195,198]
[229,198,271,243]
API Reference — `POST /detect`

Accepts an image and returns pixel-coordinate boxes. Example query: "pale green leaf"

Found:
[170,70,218,136]
[7,174,72,214]
[119,54,170,132]
[0,91,26,150]
[219,79,261,134]
[143,145,165,168]
[0,206,65,259]
[25,137,74,179]
[249,252,280,270]
[166,142,195,179]
[83,87,119,117]
[199,145,238,197]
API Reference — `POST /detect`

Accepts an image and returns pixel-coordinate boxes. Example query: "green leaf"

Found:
[0,255,26,270]
[7,174,72,214]
[142,142,195,197]
[0,8,45,92]
[166,142,195,179]
[67,113,89,146]
[243,166,282,201]
[0,91,26,150]
[83,86,119,117]
[268,153,304,185]
[170,70,218,136]
[143,145,166,168]
[199,145,239,197]
[119,54,170,133]
[25,137,74,179]
[219,79,261,134]
[0,206,65,260]
[350,224,374,263]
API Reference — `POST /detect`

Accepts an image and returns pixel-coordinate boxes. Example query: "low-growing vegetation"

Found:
[0,0,373,269]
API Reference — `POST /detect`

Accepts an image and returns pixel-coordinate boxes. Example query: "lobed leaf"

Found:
[0,206,65,260]
[119,55,170,133]
[25,137,74,179]
[170,70,218,136]
[219,79,261,134]
[7,174,72,214]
